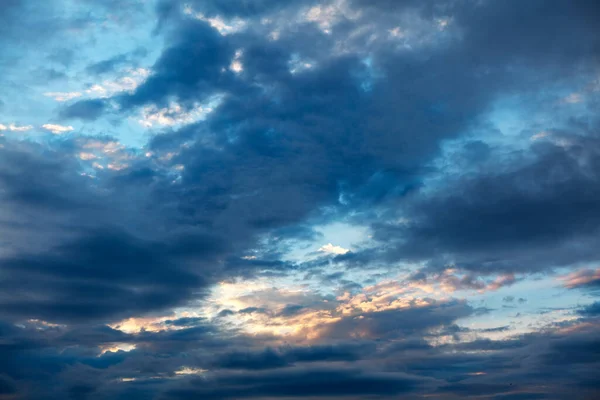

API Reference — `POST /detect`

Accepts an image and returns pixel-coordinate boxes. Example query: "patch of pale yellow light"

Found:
[99,343,136,355]
[175,367,208,376]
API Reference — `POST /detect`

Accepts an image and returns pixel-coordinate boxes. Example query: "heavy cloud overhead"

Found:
[1,0,599,398]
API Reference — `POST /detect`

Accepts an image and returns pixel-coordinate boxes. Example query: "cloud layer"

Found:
[0,0,599,399]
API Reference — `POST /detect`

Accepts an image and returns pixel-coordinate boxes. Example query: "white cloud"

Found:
[175,367,207,376]
[10,124,33,132]
[138,102,215,128]
[563,93,583,104]
[230,60,243,73]
[230,49,244,73]
[78,152,97,160]
[305,5,337,34]
[76,139,131,172]
[389,27,405,38]
[289,54,315,74]
[303,1,361,34]
[269,30,281,40]
[185,6,246,35]
[42,124,74,134]
[530,131,550,141]
[318,243,350,255]
[108,163,128,171]
[82,139,125,154]
[100,343,136,355]
[436,17,451,30]
[86,68,150,98]
[43,92,82,102]
[0,123,33,132]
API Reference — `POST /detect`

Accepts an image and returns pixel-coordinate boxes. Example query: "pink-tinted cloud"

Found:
[560,268,600,289]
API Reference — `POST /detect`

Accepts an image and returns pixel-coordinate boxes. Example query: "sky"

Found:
[0,0,599,399]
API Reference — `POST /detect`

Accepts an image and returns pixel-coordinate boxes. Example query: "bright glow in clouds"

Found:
[305,5,338,33]
[86,68,150,98]
[42,124,74,134]
[138,96,221,128]
[303,1,361,34]
[105,267,579,345]
[75,138,133,172]
[0,123,33,132]
[563,92,583,103]
[531,131,550,141]
[318,243,349,255]
[289,54,314,74]
[281,222,370,262]
[197,275,459,341]
[175,367,208,376]
[138,102,214,128]
[78,152,97,160]
[230,49,244,73]
[79,139,125,155]
[109,316,172,334]
[184,6,246,35]
[389,27,405,38]
[99,343,136,355]
[107,163,128,171]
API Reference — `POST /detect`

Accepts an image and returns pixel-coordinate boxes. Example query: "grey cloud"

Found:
[1,0,600,398]
[375,132,600,274]
[60,99,108,121]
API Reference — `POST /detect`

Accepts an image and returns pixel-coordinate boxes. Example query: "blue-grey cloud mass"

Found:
[0,0,599,399]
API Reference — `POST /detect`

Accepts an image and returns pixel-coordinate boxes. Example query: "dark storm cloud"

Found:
[0,374,17,396]
[375,132,600,273]
[213,343,372,370]
[541,330,600,366]
[107,0,600,286]
[407,322,600,398]
[453,0,600,67]
[164,368,428,399]
[115,16,515,259]
[75,3,566,268]
[579,302,600,317]
[120,19,234,109]
[2,315,599,399]
[324,300,473,340]
[148,320,600,399]
[213,348,289,370]
[0,229,203,323]
[0,140,226,325]
[490,394,548,400]
[0,142,87,211]
[479,326,511,333]
[163,317,206,327]
[1,0,600,399]
[355,0,600,67]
